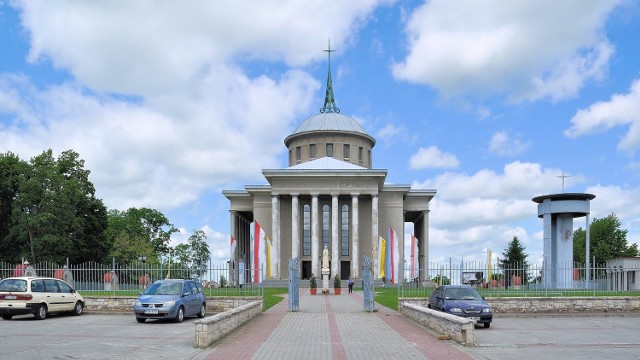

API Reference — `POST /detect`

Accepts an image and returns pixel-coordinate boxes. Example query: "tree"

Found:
[0,152,30,261]
[106,207,177,263]
[498,236,529,287]
[170,230,211,279]
[573,213,638,266]
[4,150,109,263]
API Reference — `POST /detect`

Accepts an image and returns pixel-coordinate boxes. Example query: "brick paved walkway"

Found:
[205,289,472,360]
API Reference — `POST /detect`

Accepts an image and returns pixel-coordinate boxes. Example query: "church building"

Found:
[223,47,435,283]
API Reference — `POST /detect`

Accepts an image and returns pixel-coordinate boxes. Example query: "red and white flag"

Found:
[252,221,267,283]
[230,235,237,260]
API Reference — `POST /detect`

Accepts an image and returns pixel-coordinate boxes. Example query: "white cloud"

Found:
[392,0,622,102]
[409,146,459,169]
[489,131,531,156]
[2,1,393,214]
[14,0,388,96]
[375,123,406,146]
[565,78,640,152]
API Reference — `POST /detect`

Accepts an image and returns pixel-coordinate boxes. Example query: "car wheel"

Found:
[197,303,206,318]
[136,317,146,323]
[2,314,13,320]
[72,301,83,316]
[34,304,48,320]
[174,306,184,323]
[484,323,491,328]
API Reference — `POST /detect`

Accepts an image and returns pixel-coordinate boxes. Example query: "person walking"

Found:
[348,277,354,293]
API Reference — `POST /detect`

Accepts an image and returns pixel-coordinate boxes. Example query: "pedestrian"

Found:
[348,277,354,293]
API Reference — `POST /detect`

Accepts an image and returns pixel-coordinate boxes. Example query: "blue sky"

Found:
[2,1,640,268]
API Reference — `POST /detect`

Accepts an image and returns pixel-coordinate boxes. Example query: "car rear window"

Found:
[0,279,28,292]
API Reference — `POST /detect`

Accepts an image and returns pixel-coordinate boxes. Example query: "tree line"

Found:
[0,149,209,267]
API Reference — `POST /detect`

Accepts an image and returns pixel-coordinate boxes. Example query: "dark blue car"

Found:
[428,285,493,328]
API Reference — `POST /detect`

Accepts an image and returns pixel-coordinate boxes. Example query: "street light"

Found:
[138,255,147,263]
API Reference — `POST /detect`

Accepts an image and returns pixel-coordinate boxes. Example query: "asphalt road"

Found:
[1,312,639,360]
[463,313,640,360]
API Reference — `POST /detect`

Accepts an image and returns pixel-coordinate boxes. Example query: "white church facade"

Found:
[224,49,435,283]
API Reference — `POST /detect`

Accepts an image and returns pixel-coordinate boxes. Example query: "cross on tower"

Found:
[557,171,570,193]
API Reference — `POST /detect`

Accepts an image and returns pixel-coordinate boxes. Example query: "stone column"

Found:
[371,194,379,278]
[229,210,237,286]
[421,210,429,280]
[291,194,299,261]
[271,194,280,279]
[351,194,359,278]
[331,193,339,277]
[311,194,319,277]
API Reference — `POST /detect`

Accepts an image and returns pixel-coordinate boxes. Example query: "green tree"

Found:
[106,207,177,263]
[5,150,108,263]
[0,152,30,261]
[169,230,211,279]
[498,236,529,287]
[573,213,638,265]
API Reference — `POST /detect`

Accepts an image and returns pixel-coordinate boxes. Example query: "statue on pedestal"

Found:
[322,245,330,293]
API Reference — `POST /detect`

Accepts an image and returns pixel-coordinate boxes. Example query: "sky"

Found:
[2,0,640,270]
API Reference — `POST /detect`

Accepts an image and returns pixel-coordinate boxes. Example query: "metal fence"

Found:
[0,259,263,297]
[399,260,640,298]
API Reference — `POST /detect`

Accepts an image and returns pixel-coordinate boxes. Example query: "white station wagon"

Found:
[0,277,85,320]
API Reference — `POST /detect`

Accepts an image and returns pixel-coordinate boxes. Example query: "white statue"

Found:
[322,245,329,270]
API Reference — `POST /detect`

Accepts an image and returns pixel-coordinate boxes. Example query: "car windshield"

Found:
[444,287,482,300]
[0,279,27,292]
[144,282,182,295]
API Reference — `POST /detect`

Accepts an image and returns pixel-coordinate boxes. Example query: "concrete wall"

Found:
[400,297,640,313]
[400,302,474,345]
[83,296,261,313]
[194,300,263,349]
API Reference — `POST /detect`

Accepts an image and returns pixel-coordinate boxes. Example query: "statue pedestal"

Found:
[322,268,330,292]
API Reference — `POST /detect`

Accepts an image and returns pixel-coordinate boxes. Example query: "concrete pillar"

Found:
[371,194,379,278]
[271,194,280,279]
[351,194,359,278]
[291,194,299,261]
[331,193,339,278]
[421,211,429,281]
[311,194,319,277]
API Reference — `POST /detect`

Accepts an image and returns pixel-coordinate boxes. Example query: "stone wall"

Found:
[400,297,640,313]
[194,300,263,348]
[400,302,474,345]
[83,296,261,313]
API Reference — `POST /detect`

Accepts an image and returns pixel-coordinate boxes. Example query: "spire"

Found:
[320,39,340,114]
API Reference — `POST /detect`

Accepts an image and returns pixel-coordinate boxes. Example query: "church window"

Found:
[322,204,330,251]
[359,147,363,163]
[310,144,317,159]
[341,204,349,256]
[303,205,311,256]
[296,146,301,163]
[343,144,350,160]
[326,143,333,157]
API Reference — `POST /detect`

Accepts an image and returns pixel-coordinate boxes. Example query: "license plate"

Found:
[5,295,16,300]
[469,317,480,321]
[144,309,158,314]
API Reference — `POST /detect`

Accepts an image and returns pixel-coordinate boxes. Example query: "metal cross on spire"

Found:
[320,38,340,114]
[557,171,571,193]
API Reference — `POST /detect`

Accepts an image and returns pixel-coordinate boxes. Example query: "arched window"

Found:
[303,205,311,256]
[322,204,330,252]
[341,204,349,256]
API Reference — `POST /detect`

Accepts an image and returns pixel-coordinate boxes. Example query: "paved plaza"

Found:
[2,290,640,359]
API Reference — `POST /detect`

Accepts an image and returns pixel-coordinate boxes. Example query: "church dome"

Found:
[284,40,375,168]
[285,112,375,146]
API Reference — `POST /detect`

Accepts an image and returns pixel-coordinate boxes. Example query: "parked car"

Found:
[428,285,493,328]
[133,279,206,323]
[0,277,84,320]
